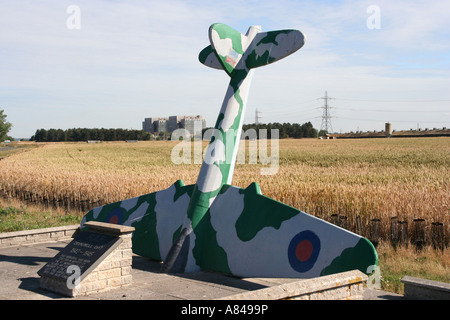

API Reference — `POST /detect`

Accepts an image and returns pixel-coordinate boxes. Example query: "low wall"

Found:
[217,270,368,300]
[402,276,450,300]
[0,225,79,248]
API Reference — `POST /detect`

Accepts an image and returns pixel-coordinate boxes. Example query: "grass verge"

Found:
[0,198,82,233]
[376,241,450,294]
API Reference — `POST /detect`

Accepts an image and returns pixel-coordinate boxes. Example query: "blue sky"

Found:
[1,0,449,138]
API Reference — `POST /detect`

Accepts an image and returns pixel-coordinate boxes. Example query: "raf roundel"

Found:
[106,207,125,225]
[288,230,321,273]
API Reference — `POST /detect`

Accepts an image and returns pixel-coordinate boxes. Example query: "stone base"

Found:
[217,270,368,300]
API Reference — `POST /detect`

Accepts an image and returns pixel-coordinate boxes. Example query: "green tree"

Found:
[0,109,13,141]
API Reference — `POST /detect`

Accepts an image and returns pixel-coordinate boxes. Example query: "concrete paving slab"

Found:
[0,240,292,300]
[0,239,403,301]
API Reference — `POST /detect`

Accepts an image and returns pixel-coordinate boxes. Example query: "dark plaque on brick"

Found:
[38,230,122,282]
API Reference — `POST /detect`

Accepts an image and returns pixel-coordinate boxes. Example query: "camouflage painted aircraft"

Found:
[81,23,378,278]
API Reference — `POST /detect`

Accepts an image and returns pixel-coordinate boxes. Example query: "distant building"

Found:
[142,117,167,133]
[154,119,168,133]
[168,116,184,132]
[142,115,206,136]
[180,116,206,136]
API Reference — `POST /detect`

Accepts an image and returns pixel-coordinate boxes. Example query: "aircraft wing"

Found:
[195,182,378,278]
[198,24,306,74]
[244,29,305,69]
[81,180,377,278]
[81,180,194,262]
[198,45,223,70]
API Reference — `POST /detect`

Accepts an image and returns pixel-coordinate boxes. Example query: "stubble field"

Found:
[0,137,448,292]
[1,138,448,235]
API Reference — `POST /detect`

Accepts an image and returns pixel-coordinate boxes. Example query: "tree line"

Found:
[0,109,13,141]
[30,122,322,142]
[242,122,322,139]
[30,128,153,142]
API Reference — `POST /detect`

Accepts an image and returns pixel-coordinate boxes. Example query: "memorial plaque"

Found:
[38,230,122,282]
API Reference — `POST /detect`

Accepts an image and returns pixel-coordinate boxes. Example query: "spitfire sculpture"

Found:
[81,23,378,278]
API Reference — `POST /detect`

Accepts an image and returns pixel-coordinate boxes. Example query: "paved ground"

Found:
[0,239,404,301]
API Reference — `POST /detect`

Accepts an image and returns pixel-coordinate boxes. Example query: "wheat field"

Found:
[0,138,448,244]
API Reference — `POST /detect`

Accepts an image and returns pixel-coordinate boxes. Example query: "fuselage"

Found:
[187,27,261,230]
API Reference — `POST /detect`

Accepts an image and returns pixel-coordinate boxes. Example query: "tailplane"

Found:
[199,23,305,76]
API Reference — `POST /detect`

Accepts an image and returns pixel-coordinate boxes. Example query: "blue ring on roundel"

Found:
[288,230,321,273]
[105,207,124,225]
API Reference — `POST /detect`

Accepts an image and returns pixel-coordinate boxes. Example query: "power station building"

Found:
[142,115,206,136]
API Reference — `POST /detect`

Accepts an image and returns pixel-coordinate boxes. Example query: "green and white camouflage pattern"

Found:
[81,23,378,278]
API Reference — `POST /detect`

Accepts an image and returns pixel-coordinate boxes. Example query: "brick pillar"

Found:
[75,222,135,296]
[39,221,135,297]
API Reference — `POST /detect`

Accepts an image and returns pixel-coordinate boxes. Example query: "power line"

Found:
[248,95,448,127]
[335,98,450,103]
[257,100,320,114]
[334,116,448,124]
[335,107,447,113]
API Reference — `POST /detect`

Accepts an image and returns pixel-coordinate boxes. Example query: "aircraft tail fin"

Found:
[207,23,248,76]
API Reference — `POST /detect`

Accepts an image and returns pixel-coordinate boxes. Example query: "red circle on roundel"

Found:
[295,240,313,262]
[108,215,119,224]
